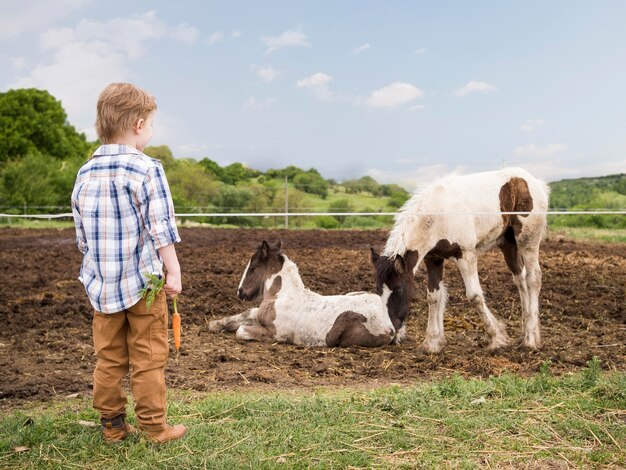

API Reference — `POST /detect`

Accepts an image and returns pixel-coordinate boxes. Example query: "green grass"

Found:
[1,360,624,469]
[548,227,626,243]
[0,218,74,229]
[300,186,393,213]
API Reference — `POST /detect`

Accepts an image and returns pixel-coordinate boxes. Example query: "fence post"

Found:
[284,175,289,229]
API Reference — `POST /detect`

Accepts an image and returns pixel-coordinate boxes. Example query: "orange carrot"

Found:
[172,296,181,351]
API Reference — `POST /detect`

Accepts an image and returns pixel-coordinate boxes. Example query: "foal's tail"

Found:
[531,176,551,241]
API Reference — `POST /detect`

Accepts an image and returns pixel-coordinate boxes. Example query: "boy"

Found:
[71,83,186,444]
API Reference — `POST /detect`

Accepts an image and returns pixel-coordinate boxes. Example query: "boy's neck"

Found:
[108,134,142,151]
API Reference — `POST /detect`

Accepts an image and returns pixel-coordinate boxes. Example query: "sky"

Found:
[1,0,625,189]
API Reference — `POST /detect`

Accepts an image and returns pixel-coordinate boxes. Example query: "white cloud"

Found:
[296,72,333,100]
[244,96,277,111]
[454,81,497,97]
[261,29,310,54]
[231,30,242,38]
[170,23,200,44]
[9,11,197,131]
[176,143,210,158]
[521,119,545,132]
[255,66,281,82]
[364,82,423,108]
[409,104,425,111]
[12,41,129,127]
[10,57,28,71]
[35,11,195,58]
[414,47,428,55]
[514,143,566,158]
[208,30,224,45]
[0,0,90,41]
[353,43,370,54]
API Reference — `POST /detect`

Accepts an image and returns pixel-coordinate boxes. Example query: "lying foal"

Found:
[208,240,396,347]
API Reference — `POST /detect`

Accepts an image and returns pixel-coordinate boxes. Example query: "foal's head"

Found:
[238,240,284,301]
[371,248,418,330]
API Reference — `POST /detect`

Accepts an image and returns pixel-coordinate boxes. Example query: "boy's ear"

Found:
[134,118,145,133]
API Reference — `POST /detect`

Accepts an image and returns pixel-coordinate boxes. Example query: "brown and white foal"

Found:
[376,167,549,353]
[209,240,396,347]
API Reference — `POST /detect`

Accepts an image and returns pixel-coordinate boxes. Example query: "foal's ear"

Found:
[404,250,419,273]
[259,240,270,259]
[394,255,406,274]
[370,247,380,264]
[271,239,283,252]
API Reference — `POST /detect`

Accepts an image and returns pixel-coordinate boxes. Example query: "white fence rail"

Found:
[1,210,625,220]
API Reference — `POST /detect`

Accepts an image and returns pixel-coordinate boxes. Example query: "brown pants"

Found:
[92,292,169,430]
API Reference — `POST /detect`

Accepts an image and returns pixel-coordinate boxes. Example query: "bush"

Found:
[314,216,340,229]
[328,199,354,223]
[0,152,80,208]
[293,171,329,198]
[341,215,386,229]
[167,159,219,210]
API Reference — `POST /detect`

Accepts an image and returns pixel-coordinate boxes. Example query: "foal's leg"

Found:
[497,230,531,331]
[235,324,275,342]
[420,258,448,353]
[455,252,510,350]
[208,308,259,333]
[517,244,542,350]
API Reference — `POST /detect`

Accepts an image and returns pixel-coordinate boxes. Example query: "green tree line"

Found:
[0,88,409,228]
[548,174,626,229]
[1,88,624,229]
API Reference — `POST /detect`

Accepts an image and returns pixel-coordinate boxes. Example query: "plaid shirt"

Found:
[71,144,180,313]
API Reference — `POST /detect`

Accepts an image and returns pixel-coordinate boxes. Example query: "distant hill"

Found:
[547,173,626,228]
[548,173,626,209]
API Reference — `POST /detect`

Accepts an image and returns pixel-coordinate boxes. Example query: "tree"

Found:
[166,159,219,209]
[375,183,408,197]
[266,165,305,181]
[144,145,175,167]
[328,199,354,223]
[221,162,259,185]
[244,183,272,213]
[0,88,89,163]
[293,170,329,198]
[213,185,254,213]
[0,153,80,208]
[198,158,224,180]
[271,188,312,227]
[614,175,626,195]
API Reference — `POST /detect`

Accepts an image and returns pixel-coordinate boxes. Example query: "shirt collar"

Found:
[92,144,142,157]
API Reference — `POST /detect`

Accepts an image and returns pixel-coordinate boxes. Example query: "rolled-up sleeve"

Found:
[140,164,181,249]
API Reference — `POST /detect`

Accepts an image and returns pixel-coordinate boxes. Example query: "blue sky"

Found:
[1,1,625,188]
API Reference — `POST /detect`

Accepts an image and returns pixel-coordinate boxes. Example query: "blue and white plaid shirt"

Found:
[71,144,180,313]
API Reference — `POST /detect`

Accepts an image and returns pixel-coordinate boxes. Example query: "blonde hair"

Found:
[95,83,157,143]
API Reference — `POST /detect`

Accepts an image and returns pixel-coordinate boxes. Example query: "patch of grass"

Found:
[0,218,74,229]
[1,363,624,469]
[548,226,626,243]
[301,186,393,213]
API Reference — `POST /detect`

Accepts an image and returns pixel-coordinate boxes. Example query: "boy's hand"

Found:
[158,243,182,298]
[164,270,182,298]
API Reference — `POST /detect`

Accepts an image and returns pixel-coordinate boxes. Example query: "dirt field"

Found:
[0,227,624,409]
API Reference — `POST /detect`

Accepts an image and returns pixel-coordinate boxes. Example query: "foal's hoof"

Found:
[519,338,542,351]
[487,333,511,352]
[207,321,222,333]
[418,337,446,354]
